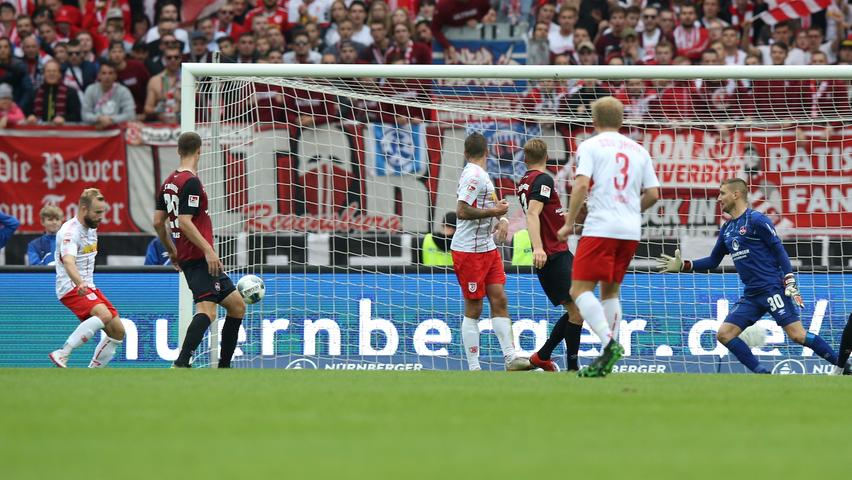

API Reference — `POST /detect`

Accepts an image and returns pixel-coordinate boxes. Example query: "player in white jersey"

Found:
[48,189,125,368]
[451,132,531,371]
[557,97,661,377]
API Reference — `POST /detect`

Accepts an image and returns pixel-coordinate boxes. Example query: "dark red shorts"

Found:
[572,236,639,284]
[451,249,506,300]
[60,288,118,321]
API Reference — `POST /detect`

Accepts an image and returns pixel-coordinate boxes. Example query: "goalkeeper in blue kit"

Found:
[658,179,839,373]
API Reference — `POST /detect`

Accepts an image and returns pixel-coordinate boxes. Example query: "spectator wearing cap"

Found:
[144,2,189,53]
[838,38,852,64]
[285,30,322,64]
[576,40,598,65]
[61,39,98,99]
[108,40,149,116]
[188,31,213,63]
[673,3,709,61]
[323,18,367,57]
[82,61,135,129]
[527,21,551,66]
[0,83,25,128]
[431,0,493,63]
[144,46,181,124]
[595,6,627,59]
[45,0,81,27]
[422,212,456,266]
[213,1,247,42]
[82,1,132,39]
[245,0,290,34]
[27,60,81,126]
[53,8,80,43]
[549,6,577,56]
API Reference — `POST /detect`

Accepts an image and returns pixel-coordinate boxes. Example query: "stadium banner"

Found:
[367,122,427,176]
[1,271,848,374]
[0,127,139,233]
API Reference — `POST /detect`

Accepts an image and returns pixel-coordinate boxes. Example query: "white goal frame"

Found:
[178,63,852,368]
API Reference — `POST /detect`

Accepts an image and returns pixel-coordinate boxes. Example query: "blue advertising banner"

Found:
[1,272,848,373]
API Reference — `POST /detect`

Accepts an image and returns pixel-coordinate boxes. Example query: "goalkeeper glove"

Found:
[657,249,692,273]
[783,273,805,308]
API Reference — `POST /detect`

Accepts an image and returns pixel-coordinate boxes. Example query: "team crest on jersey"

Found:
[468,282,477,293]
[739,226,747,235]
[188,195,200,207]
[731,239,740,251]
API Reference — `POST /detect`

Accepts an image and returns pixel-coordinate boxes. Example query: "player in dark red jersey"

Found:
[517,139,584,372]
[153,132,246,368]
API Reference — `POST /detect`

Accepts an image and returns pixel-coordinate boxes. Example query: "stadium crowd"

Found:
[0,0,849,127]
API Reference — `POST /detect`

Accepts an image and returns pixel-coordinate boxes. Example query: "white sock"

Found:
[602,298,622,343]
[61,317,105,354]
[491,316,516,360]
[575,292,612,345]
[89,336,122,368]
[461,317,481,371]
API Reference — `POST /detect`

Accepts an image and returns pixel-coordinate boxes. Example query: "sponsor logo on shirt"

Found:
[188,195,200,207]
[81,243,97,254]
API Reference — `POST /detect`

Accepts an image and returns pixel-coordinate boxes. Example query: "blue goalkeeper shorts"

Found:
[724,287,800,330]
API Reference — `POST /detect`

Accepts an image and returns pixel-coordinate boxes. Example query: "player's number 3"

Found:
[613,153,629,191]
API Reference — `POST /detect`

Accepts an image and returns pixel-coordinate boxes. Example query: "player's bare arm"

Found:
[61,254,89,296]
[456,199,509,220]
[152,210,180,270]
[178,213,223,276]
[525,199,547,269]
[558,175,589,241]
[640,187,660,212]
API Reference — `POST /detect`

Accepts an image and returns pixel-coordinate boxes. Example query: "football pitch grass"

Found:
[1,370,849,480]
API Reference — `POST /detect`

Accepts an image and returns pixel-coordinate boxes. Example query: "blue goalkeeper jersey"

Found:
[693,209,793,296]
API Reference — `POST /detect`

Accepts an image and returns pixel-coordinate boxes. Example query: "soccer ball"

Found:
[237,274,265,305]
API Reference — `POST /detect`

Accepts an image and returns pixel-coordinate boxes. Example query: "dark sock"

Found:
[538,312,570,360]
[724,337,769,373]
[804,332,839,365]
[175,313,211,366]
[218,316,243,368]
[564,322,582,371]
[839,314,852,367]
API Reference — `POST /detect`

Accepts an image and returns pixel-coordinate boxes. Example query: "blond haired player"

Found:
[451,132,531,371]
[557,97,660,377]
[49,188,125,368]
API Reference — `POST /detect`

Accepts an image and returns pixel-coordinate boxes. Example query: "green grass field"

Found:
[1,370,849,480]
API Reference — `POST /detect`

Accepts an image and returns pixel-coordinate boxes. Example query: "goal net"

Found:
[183,64,852,373]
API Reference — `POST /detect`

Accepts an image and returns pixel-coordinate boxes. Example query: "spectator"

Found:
[531,2,557,35]
[595,6,626,59]
[524,77,567,116]
[0,210,19,251]
[52,41,69,65]
[217,36,237,61]
[673,3,709,61]
[0,37,33,112]
[81,61,135,129]
[363,20,390,63]
[188,32,213,63]
[651,40,674,65]
[692,48,734,121]
[657,9,676,39]
[260,25,282,52]
[576,40,598,65]
[102,16,134,56]
[701,0,729,28]
[757,22,794,65]
[613,78,654,121]
[130,39,148,64]
[639,6,662,61]
[808,51,852,122]
[144,237,171,265]
[27,59,82,124]
[245,0,290,34]
[26,205,63,265]
[431,0,493,63]
[144,47,181,123]
[625,6,640,31]
[648,78,693,121]
[53,12,78,44]
[328,1,373,46]
[131,14,150,42]
[31,7,53,30]
[144,2,189,52]
[81,1,132,40]
[563,77,607,116]
[61,39,97,99]
[264,49,283,63]
[194,16,225,53]
[549,6,577,56]
[369,0,391,28]
[76,31,97,63]
[146,19,185,58]
[751,42,807,120]
[289,0,333,27]
[214,1,246,42]
[721,26,746,65]
[324,0,349,46]
[706,18,724,43]
[249,14,271,39]
[421,212,455,266]
[105,40,146,118]
[323,18,367,57]
[787,29,811,65]
[283,30,318,63]
[807,27,836,64]
[0,3,15,39]
[416,0,435,22]
[0,83,25,127]
[20,36,49,90]
[577,0,608,38]
[386,22,432,65]
[838,39,852,64]
[232,0,250,24]
[527,21,551,65]
[145,33,181,75]
[14,15,36,51]
[304,20,324,51]
[613,28,643,65]
[236,32,258,63]
[414,19,433,45]
[255,35,271,58]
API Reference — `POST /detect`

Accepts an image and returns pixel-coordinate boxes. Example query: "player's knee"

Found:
[105,317,125,341]
[717,328,735,344]
[787,329,806,345]
[230,298,246,318]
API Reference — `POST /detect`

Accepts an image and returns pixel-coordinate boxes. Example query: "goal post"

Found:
[179,63,852,372]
